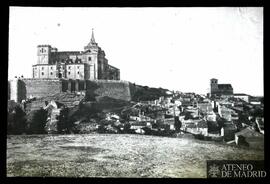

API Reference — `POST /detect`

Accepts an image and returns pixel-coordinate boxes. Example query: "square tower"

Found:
[37,45,51,64]
[210,78,219,95]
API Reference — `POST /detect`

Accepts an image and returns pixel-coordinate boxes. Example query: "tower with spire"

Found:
[83,29,99,79]
[84,28,98,50]
[90,28,96,44]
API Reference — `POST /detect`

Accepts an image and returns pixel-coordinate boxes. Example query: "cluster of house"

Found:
[112,90,264,149]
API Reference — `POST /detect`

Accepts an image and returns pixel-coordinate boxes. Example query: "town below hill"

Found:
[8,86,264,150]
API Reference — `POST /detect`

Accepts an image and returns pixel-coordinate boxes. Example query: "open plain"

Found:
[7,134,264,178]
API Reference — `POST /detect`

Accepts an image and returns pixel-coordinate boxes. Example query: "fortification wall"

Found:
[86,80,132,101]
[9,78,133,103]
[128,82,139,99]
[21,78,62,99]
[9,79,27,103]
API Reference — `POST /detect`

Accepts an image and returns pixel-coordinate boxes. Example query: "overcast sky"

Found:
[9,7,263,96]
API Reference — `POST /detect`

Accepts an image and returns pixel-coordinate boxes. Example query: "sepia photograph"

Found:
[7,7,264,178]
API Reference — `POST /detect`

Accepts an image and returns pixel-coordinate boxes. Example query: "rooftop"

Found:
[235,127,263,138]
[234,93,250,96]
[218,84,233,90]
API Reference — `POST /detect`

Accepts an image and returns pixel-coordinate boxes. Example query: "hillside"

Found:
[131,85,171,102]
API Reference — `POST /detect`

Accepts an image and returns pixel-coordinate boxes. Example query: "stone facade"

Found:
[210,78,233,97]
[32,30,120,81]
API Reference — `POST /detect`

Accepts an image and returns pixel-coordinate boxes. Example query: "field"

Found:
[7,134,264,178]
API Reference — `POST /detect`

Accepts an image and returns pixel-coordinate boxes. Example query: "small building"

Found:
[184,123,197,134]
[250,97,262,105]
[221,121,237,141]
[130,116,141,121]
[206,111,217,122]
[197,102,213,114]
[181,119,207,135]
[163,118,175,130]
[174,99,182,106]
[135,128,145,134]
[130,121,147,130]
[196,120,208,136]
[166,106,180,116]
[218,105,236,121]
[235,127,264,149]
[234,93,251,103]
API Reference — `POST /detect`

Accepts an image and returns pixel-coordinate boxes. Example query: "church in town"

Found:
[209,78,233,97]
[32,30,120,80]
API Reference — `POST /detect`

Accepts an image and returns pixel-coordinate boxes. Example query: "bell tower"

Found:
[84,29,99,80]
[210,78,219,95]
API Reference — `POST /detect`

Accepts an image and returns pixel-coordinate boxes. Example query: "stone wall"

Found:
[9,79,27,103]
[8,81,10,100]
[128,82,139,98]
[21,78,62,99]
[9,78,134,103]
[85,80,132,102]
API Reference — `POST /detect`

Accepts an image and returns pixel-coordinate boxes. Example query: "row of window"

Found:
[68,66,81,69]
[35,66,54,70]
[39,71,81,76]
[34,66,81,70]
[67,71,80,75]
[40,72,54,76]
[40,48,46,53]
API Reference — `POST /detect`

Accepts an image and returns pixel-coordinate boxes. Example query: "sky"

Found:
[8,7,263,96]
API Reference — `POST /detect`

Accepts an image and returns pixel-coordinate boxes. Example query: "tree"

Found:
[28,108,47,134]
[123,123,131,133]
[260,97,264,104]
[142,127,152,135]
[97,124,106,133]
[57,107,70,133]
[8,106,27,134]
[174,116,182,132]
[250,108,263,117]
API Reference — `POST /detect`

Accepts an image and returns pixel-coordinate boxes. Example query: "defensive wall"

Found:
[8,78,137,103]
